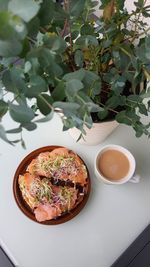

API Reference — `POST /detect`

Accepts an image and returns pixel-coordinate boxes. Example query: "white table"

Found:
[0,114,150,267]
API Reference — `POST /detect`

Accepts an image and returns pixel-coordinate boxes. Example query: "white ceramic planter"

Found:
[68,120,119,145]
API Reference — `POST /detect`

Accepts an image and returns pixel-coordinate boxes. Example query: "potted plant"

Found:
[0,0,150,146]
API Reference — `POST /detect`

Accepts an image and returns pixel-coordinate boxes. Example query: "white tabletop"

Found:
[0,114,150,267]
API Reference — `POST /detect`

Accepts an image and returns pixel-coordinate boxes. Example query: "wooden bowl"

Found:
[13,146,91,225]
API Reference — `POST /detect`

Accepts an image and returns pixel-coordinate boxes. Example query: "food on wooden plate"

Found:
[18,148,88,222]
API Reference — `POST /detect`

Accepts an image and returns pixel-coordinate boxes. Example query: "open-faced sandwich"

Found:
[18,147,88,222]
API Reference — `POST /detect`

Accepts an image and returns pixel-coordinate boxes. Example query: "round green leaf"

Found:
[2,68,27,94]
[0,39,22,57]
[37,94,53,115]
[9,103,35,123]
[8,0,40,22]
[26,75,47,98]
[43,35,67,53]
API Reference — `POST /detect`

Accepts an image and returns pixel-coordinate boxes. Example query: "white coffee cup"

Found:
[95,144,140,185]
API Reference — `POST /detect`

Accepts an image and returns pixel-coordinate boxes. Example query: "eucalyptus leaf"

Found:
[0,100,8,117]
[35,110,54,122]
[74,50,84,68]
[26,75,47,98]
[6,127,22,134]
[75,35,99,47]
[53,102,80,116]
[38,0,54,26]
[21,122,37,131]
[8,0,40,22]
[0,124,12,144]
[116,111,132,125]
[63,69,85,81]
[70,0,85,17]
[98,109,109,120]
[2,68,27,94]
[37,94,53,115]
[66,79,84,97]
[83,70,101,96]
[43,35,66,53]
[138,103,148,115]
[0,39,22,57]
[9,103,35,123]
[51,82,66,101]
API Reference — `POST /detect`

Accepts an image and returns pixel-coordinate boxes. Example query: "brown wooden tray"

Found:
[13,146,91,225]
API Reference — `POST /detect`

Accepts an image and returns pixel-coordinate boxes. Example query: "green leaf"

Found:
[35,110,54,123]
[0,39,22,57]
[2,68,27,94]
[106,95,126,109]
[9,103,35,123]
[84,113,93,129]
[27,16,40,36]
[70,0,85,17]
[6,127,22,133]
[26,75,47,98]
[80,24,94,36]
[98,109,109,120]
[74,50,84,67]
[38,0,54,26]
[127,95,141,102]
[24,61,32,73]
[116,0,125,10]
[0,12,13,39]
[75,35,99,47]
[138,103,148,115]
[21,122,37,131]
[36,48,63,77]
[116,111,132,125]
[141,92,150,99]
[43,35,66,53]
[63,69,85,81]
[83,70,101,96]
[0,124,12,144]
[86,102,101,113]
[37,94,53,115]
[51,82,66,101]
[53,102,80,116]
[0,11,26,41]
[66,79,84,97]
[0,100,8,117]
[8,0,40,22]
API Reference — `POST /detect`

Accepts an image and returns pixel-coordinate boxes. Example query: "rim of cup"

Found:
[95,144,136,184]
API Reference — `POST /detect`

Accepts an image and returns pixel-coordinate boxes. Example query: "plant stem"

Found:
[27,36,36,44]
[61,19,68,37]
[99,102,118,114]
[10,94,20,104]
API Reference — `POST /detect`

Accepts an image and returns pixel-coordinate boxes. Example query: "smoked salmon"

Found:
[19,172,79,222]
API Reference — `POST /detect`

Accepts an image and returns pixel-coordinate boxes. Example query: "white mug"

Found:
[95,144,140,185]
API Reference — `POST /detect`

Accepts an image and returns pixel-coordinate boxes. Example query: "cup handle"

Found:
[129,174,141,183]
